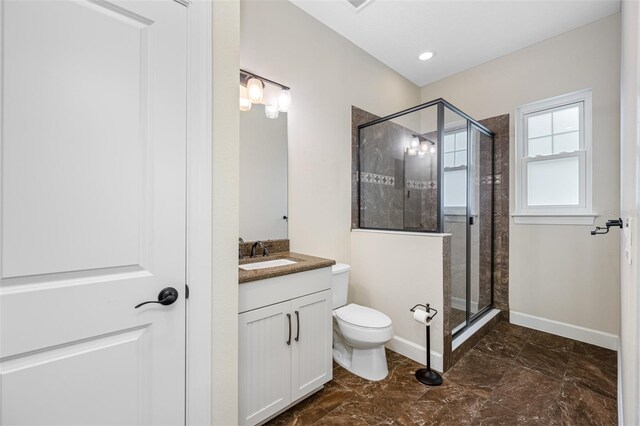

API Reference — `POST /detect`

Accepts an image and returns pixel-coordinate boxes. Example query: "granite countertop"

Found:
[238,252,335,284]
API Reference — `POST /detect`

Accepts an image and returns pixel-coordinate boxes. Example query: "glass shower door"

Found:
[469,125,493,321]
[443,107,468,335]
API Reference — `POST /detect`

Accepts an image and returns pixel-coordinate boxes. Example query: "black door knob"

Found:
[135,287,179,309]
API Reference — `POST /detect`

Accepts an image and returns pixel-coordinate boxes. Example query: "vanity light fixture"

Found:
[407,134,436,157]
[418,51,435,61]
[239,69,291,113]
[265,103,279,119]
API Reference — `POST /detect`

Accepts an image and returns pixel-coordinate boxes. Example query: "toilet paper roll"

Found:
[413,309,431,326]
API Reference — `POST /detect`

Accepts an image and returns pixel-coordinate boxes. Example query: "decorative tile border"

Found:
[480,174,503,185]
[360,173,438,190]
[406,180,437,190]
[359,171,395,186]
[361,173,497,188]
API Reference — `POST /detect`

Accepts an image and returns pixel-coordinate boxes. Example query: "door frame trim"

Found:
[186,1,213,424]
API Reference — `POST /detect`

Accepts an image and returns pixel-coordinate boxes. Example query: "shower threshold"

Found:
[452,321,466,336]
[452,309,501,351]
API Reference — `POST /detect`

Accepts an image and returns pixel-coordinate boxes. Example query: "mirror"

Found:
[239,106,288,241]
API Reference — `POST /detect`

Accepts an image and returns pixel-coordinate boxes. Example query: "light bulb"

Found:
[420,142,429,152]
[247,78,264,104]
[278,89,291,112]
[239,85,251,112]
[429,145,436,154]
[265,104,279,119]
[410,137,420,148]
[407,148,418,156]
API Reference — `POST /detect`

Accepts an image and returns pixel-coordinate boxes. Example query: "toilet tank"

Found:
[331,263,351,309]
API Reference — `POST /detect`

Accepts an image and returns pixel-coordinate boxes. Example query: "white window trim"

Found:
[513,89,596,225]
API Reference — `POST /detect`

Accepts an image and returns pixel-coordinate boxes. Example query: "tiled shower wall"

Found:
[351,107,438,232]
[479,114,510,317]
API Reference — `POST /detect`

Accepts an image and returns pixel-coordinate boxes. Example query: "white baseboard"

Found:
[510,310,619,351]
[451,297,479,312]
[385,335,443,372]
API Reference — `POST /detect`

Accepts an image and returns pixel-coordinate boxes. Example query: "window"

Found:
[444,128,467,212]
[514,90,594,225]
[444,130,467,168]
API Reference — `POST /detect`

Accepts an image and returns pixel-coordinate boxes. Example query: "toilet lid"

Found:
[334,304,392,328]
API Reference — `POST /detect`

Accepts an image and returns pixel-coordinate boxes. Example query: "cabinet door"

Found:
[291,290,333,401]
[239,301,292,426]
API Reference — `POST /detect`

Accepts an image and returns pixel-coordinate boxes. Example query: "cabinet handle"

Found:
[286,313,292,345]
[295,310,300,342]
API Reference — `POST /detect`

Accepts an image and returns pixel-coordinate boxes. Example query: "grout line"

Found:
[514,337,528,359]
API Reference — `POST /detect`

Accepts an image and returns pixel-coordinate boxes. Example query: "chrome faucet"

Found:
[250,241,269,258]
[239,237,245,260]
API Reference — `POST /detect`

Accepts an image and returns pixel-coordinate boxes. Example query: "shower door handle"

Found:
[469,216,474,225]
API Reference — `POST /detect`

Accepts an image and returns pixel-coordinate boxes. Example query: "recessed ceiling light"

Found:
[418,51,435,61]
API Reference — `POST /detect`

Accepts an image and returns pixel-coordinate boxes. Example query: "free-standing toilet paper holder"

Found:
[409,303,443,386]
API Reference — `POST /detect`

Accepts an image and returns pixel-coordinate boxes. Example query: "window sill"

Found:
[511,213,597,225]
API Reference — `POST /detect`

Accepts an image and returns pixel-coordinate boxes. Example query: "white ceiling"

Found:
[289,0,621,87]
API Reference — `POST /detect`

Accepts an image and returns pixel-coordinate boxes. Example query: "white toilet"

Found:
[331,263,393,381]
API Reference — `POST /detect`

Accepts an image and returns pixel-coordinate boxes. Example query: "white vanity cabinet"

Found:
[238,267,333,426]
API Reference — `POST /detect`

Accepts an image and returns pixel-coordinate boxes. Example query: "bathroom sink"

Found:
[239,258,297,271]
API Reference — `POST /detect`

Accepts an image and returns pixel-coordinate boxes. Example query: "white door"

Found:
[620,1,640,424]
[239,302,292,426]
[291,290,332,401]
[0,0,188,424]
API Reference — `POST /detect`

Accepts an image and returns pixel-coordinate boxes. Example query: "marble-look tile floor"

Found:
[266,322,617,425]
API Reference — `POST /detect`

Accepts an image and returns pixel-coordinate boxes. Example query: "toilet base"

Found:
[333,334,389,381]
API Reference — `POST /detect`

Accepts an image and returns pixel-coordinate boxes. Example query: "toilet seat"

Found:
[334,303,392,329]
